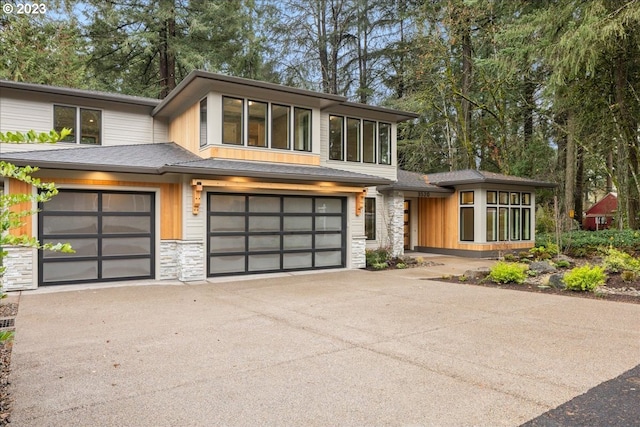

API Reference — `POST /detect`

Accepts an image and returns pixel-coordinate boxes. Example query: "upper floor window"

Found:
[329,115,391,165]
[222,96,311,152]
[54,105,101,145]
[199,98,207,147]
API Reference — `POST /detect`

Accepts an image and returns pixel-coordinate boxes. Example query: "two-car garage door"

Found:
[208,193,346,276]
[38,190,155,285]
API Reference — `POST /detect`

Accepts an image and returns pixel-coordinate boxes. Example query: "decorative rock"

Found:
[530,261,557,274]
[548,274,565,289]
[463,267,490,280]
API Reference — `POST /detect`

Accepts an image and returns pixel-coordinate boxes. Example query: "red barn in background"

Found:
[583,193,618,230]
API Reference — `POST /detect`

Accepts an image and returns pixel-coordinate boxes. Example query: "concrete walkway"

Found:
[10,267,640,426]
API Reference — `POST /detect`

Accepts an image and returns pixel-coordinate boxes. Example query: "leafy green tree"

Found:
[0,130,74,284]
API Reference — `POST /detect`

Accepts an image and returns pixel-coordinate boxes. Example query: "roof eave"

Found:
[429,178,557,188]
[2,158,163,175]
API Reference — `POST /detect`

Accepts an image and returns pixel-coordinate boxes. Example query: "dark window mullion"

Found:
[97,193,103,279]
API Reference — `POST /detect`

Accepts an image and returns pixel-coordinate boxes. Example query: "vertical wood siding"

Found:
[8,179,34,238]
[168,103,200,154]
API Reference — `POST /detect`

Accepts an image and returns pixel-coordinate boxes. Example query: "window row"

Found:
[54,105,102,145]
[329,116,391,164]
[218,96,312,151]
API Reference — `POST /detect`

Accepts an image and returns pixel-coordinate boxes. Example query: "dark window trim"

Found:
[365,197,376,240]
[54,104,102,145]
[378,122,392,165]
[346,117,361,162]
[294,107,312,152]
[222,96,244,146]
[199,97,207,147]
[460,206,475,242]
[271,103,291,150]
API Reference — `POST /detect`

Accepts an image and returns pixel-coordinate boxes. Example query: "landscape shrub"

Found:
[603,248,640,273]
[488,262,528,284]
[553,260,571,269]
[563,265,606,292]
[536,230,640,257]
[371,262,388,270]
[621,270,638,282]
[365,248,390,267]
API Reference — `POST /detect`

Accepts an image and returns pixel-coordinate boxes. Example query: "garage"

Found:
[208,193,346,276]
[38,190,155,285]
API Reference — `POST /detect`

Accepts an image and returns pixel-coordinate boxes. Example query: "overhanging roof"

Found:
[0,143,391,186]
[425,169,557,188]
[377,169,453,193]
[0,80,160,107]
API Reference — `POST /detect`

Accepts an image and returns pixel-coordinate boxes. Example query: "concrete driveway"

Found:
[10,268,640,426]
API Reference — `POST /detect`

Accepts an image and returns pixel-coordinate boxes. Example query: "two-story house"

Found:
[1,71,554,290]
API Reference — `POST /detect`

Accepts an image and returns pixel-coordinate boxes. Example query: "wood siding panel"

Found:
[168,103,200,155]
[206,147,320,165]
[8,178,34,238]
[48,178,181,239]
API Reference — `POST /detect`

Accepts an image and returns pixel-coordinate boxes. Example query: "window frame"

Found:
[364,197,376,240]
[199,97,208,147]
[222,96,244,146]
[271,103,291,150]
[54,104,102,145]
[294,107,312,152]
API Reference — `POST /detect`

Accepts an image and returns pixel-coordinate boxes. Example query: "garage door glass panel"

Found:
[44,192,98,211]
[102,259,151,278]
[210,216,245,232]
[316,198,341,213]
[43,238,98,258]
[102,237,150,256]
[210,255,246,274]
[102,216,150,234]
[249,235,280,251]
[42,261,98,282]
[210,195,245,212]
[283,216,312,231]
[43,216,98,234]
[210,235,245,252]
[315,216,342,231]
[249,196,280,212]
[103,194,152,212]
[249,216,280,232]
[315,250,342,267]
[283,234,312,250]
[315,233,341,249]
[249,254,280,271]
[284,253,312,269]
[284,198,312,213]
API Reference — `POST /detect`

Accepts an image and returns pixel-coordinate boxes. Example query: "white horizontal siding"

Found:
[154,118,169,143]
[0,96,52,133]
[182,182,206,241]
[103,109,153,145]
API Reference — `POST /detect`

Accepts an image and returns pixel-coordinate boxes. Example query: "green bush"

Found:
[488,262,528,284]
[603,248,640,273]
[554,260,571,269]
[530,243,559,260]
[371,262,388,270]
[366,248,390,267]
[395,263,407,269]
[621,270,638,282]
[563,265,606,292]
[537,230,640,258]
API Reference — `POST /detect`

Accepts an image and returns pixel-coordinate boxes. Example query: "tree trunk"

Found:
[574,144,584,229]
[461,21,473,169]
[564,112,576,231]
[159,0,176,99]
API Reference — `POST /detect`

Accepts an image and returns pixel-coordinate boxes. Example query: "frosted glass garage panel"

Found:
[103,193,152,212]
[283,216,312,231]
[42,261,98,282]
[315,233,341,249]
[210,255,246,274]
[102,216,151,234]
[315,216,342,231]
[102,237,151,256]
[315,198,342,213]
[315,250,342,267]
[249,235,280,251]
[210,216,245,232]
[42,238,97,258]
[283,197,312,213]
[43,216,98,234]
[283,234,312,250]
[284,253,312,269]
[43,192,97,212]
[249,196,280,212]
[248,254,280,271]
[249,216,280,232]
[210,195,245,212]
[102,259,151,278]
[210,235,245,252]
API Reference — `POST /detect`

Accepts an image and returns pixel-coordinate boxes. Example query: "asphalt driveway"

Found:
[10,268,640,426]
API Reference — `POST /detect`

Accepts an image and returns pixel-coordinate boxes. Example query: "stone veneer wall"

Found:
[386,191,405,257]
[1,246,36,291]
[351,235,366,268]
[176,241,205,282]
[159,241,178,280]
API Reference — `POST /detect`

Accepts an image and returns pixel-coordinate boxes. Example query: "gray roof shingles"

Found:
[0,142,391,185]
[377,169,453,193]
[425,169,556,188]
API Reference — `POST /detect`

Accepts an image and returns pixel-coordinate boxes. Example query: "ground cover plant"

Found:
[563,265,607,292]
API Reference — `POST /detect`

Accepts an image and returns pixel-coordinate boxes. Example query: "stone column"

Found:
[351,235,366,268]
[0,246,36,291]
[176,241,206,281]
[385,191,405,258]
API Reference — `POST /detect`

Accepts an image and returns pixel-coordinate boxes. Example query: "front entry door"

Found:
[404,200,410,250]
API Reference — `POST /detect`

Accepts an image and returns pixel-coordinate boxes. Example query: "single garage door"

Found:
[208,193,346,276]
[38,190,155,285]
